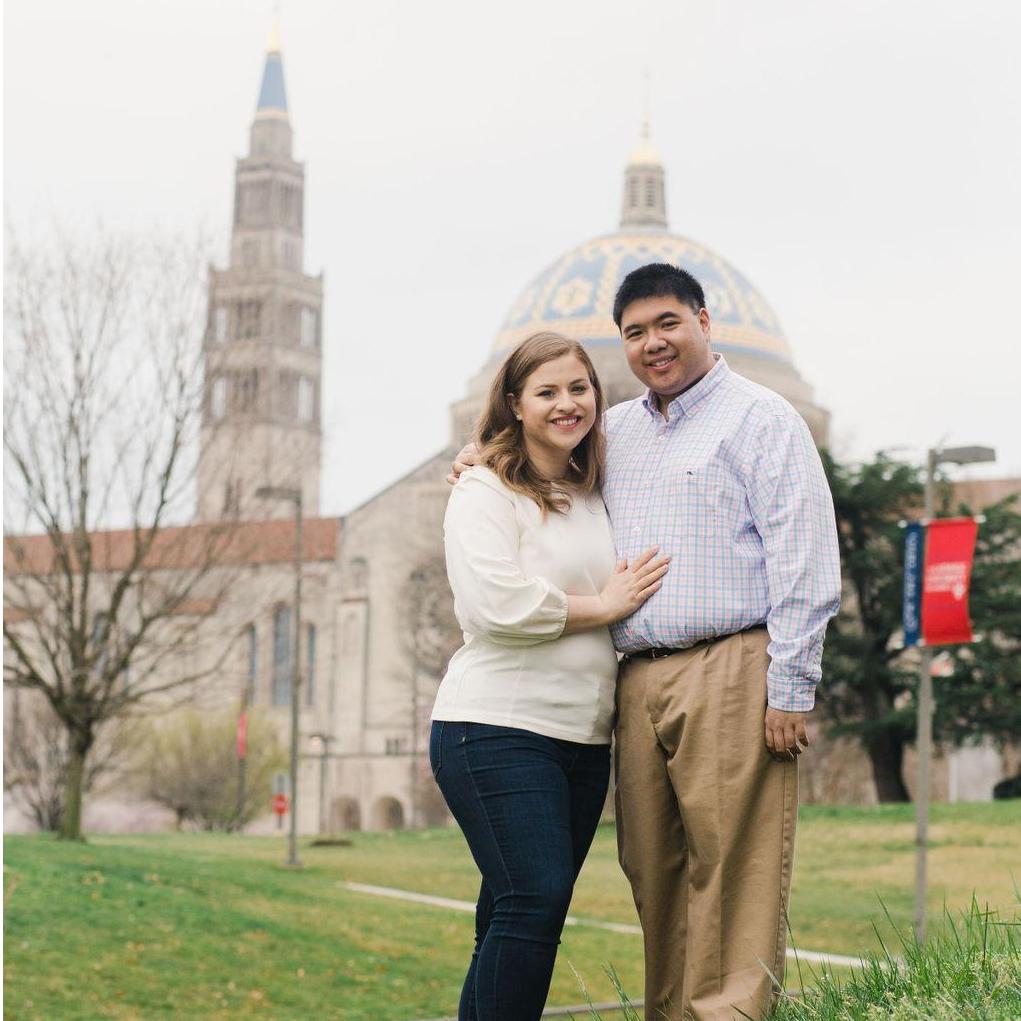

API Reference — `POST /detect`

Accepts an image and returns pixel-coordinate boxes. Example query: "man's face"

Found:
[619,295,714,400]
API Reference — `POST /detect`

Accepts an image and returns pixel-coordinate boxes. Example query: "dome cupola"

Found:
[620,118,667,230]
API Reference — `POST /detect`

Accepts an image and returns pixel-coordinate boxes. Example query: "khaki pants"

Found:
[614,629,797,1021]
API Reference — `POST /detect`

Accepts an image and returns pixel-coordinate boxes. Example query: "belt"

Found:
[625,646,685,661]
[624,625,767,662]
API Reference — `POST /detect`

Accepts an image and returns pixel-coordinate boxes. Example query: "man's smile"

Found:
[646,354,677,372]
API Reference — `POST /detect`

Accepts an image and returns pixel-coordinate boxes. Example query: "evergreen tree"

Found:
[821,451,1020,801]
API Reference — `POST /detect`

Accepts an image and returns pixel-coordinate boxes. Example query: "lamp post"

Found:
[914,445,995,941]
[256,484,304,868]
[408,567,428,830]
[310,731,333,835]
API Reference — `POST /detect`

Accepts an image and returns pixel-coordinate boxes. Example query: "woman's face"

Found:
[511,353,598,465]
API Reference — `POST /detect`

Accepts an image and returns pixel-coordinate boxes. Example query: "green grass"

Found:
[771,900,1021,1021]
[583,902,1021,1020]
[4,802,1020,1020]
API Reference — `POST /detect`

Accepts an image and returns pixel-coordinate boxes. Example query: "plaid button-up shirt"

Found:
[604,355,841,711]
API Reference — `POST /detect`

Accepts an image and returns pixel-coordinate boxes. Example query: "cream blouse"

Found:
[431,466,619,745]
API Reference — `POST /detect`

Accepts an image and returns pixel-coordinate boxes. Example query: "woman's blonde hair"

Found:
[476,332,606,515]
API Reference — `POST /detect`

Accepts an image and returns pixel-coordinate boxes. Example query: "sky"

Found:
[5,0,1020,516]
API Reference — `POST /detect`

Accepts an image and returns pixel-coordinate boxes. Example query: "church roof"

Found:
[492,230,792,366]
[4,517,339,577]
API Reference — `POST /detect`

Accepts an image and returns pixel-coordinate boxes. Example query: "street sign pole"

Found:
[912,444,993,942]
[915,642,934,942]
[914,450,937,943]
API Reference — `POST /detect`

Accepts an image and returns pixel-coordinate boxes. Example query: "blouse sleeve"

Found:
[443,470,569,646]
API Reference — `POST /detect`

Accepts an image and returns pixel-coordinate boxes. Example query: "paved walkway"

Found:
[340,880,871,972]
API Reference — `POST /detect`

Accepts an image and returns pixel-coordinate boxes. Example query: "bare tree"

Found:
[3,226,244,840]
[3,691,140,831]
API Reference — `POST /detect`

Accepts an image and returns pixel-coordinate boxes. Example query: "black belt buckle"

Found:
[647,647,680,660]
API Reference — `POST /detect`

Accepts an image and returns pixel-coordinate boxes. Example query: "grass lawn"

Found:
[4,802,1020,1020]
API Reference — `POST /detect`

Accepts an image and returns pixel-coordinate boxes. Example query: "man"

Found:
[451,263,840,1020]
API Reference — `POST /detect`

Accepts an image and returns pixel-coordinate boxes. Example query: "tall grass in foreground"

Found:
[577,900,1021,1021]
[775,900,1021,1021]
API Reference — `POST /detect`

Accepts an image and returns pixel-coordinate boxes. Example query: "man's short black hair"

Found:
[612,263,706,328]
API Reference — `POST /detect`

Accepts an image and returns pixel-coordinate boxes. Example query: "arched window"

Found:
[272,605,292,706]
[91,612,111,679]
[371,796,405,830]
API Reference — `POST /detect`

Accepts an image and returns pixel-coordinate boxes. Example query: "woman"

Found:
[431,332,669,1020]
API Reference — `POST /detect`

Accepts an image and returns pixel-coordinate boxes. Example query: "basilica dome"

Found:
[491,231,792,368]
[451,123,829,446]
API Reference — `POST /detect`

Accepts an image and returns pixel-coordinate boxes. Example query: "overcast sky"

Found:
[6,0,1020,516]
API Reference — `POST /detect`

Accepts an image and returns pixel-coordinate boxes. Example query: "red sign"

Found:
[236,711,248,760]
[272,793,289,817]
[921,518,978,646]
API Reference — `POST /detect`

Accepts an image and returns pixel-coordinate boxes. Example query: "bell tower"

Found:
[198,23,323,520]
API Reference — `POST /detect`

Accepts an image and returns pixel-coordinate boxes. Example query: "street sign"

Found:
[902,522,924,647]
[921,517,979,646]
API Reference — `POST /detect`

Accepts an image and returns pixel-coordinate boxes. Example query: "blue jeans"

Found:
[430,721,610,1021]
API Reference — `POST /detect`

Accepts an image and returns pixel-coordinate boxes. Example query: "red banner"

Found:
[236,711,248,759]
[921,518,978,646]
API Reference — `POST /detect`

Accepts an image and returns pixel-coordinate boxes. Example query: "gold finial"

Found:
[629,73,661,166]
[267,3,282,53]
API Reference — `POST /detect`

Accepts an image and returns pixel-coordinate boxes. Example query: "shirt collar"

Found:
[641,354,730,419]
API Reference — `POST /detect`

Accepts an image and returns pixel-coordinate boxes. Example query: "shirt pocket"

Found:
[671,464,746,535]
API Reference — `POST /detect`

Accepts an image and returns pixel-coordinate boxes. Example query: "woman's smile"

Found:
[549,414,582,430]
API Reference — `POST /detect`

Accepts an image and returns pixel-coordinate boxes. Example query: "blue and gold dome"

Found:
[491,231,791,366]
[453,122,829,448]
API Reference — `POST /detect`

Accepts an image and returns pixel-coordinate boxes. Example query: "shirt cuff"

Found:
[766,672,817,712]
[548,585,569,639]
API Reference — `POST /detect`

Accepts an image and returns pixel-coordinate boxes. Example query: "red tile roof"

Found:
[4,517,340,577]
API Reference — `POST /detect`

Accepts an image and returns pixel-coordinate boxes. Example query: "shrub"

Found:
[139,708,286,831]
